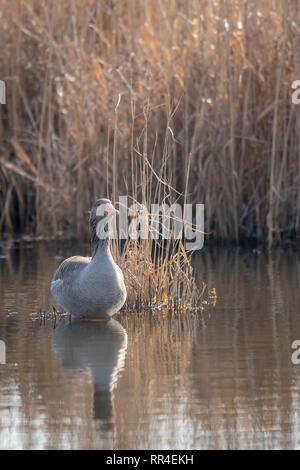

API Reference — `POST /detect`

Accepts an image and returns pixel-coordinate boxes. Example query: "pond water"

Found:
[0,240,300,450]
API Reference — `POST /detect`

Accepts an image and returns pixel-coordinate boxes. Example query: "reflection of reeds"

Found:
[0,1,299,245]
[2,244,300,448]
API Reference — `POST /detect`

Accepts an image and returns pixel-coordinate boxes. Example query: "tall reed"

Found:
[0,0,299,245]
[110,100,205,312]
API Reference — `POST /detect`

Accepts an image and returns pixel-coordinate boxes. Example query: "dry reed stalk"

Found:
[109,100,204,312]
[0,0,298,245]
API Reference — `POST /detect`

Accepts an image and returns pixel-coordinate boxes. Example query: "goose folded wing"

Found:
[52,256,91,281]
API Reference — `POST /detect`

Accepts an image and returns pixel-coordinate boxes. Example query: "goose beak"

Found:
[104,203,119,216]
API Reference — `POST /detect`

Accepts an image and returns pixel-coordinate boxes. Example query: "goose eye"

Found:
[104,203,119,216]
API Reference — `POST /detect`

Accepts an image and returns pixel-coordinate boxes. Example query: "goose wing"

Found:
[52,256,91,282]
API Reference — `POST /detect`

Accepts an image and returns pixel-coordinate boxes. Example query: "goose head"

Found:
[90,199,119,255]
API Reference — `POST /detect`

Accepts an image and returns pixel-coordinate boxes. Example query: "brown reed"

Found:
[0,0,299,247]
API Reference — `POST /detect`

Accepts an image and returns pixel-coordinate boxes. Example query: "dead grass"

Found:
[118,236,206,312]
[0,0,300,246]
[109,103,206,311]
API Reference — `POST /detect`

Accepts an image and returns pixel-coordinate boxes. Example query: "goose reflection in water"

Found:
[52,317,127,426]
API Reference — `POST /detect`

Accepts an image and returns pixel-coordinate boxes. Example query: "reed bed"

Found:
[117,231,206,312]
[0,0,300,247]
[109,110,206,311]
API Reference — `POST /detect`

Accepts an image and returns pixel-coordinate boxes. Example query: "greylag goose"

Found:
[51,199,126,319]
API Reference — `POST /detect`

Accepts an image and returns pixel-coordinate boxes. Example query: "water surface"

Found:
[0,240,300,449]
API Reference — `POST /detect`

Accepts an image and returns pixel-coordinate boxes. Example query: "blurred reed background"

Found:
[0,0,300,246]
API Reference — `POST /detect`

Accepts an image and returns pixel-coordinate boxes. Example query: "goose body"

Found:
[51,199,126,319]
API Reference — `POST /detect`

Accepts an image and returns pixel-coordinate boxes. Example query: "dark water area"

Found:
[0,240,300,449]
